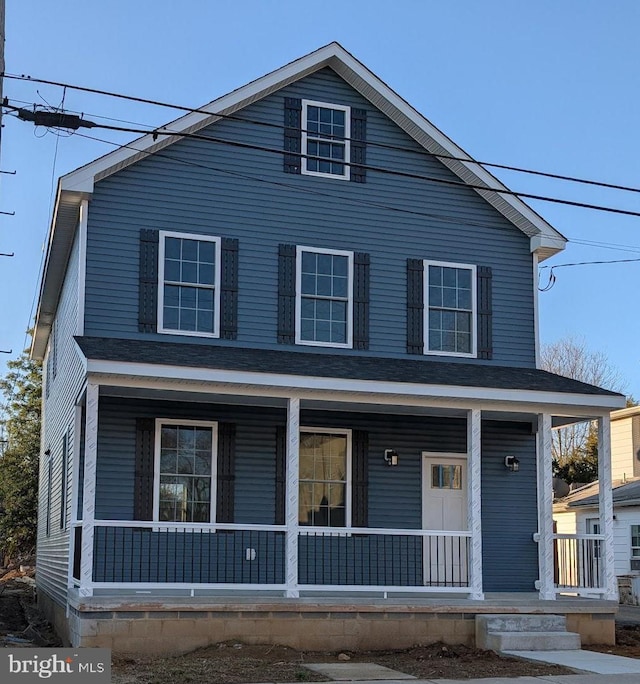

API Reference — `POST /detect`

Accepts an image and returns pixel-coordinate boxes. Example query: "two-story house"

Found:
[32,43,625,653]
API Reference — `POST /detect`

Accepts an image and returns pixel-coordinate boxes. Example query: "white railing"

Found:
[553,533,605,595]
[72,521,474,596]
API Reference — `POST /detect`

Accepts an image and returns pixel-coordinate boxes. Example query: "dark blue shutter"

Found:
[407,259,424,354]
[353,252,370,350]
[217,423,236,523]
[134,418,155,521]
[220,238,239,340]
[350,108,367,183]
[352,430,369,528]
[284,98,302,174]
[275,425,286,525]
[139,229,159,333]
[278,244,296,344]
[477,266,493,360]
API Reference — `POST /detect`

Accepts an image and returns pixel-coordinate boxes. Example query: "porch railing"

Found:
[72,521,472,595]
[553,533,605,594]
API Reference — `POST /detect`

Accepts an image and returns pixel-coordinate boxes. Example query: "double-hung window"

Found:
[296,246,353,347]
[158,231,221,337]
[424,261,476,357]
[299,429,351,527]
[301,100,350,180]
[632,525,640,558]
[154,420,218,523]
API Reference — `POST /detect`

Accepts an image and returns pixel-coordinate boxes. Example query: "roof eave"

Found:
[31,186,87,359]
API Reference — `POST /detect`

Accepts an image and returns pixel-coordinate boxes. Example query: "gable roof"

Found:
[33,42,567,358]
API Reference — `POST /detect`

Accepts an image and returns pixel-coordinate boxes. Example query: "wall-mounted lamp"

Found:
[384,449,399,467]
[44,449,51,457]
[504,455,520,472]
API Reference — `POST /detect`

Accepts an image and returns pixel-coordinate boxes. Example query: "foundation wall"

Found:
[37,590,72,646]
[65,603,616,655]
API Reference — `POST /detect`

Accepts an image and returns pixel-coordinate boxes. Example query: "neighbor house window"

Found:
[632,525,640,558]
[424,261,476,357]
[158,231,221,337]
[154,420,217,523]
[301,100,350,179]
[296,247,353,347]
[299,429,351,527]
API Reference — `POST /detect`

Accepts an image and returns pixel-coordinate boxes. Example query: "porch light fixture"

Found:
[384,449,399,467]
[504,455,520,472]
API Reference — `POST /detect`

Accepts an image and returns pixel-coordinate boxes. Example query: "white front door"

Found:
[422,454,468,586]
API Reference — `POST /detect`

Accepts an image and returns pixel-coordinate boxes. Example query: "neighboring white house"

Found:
[554,405,640,603]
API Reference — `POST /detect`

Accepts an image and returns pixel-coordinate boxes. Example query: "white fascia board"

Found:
[611,405,640,421]
[85,358,625,412]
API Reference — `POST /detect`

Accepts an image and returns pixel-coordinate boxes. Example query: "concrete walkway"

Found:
[502,649,640,675]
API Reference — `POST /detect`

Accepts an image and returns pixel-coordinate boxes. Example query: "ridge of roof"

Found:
[58,42,565,254]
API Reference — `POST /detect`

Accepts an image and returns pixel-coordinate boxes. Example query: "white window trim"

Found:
[295,245,354,349]
[299,427,352,530]
[152,419,219,524]
[301,99,351,181]
[157,230,222,339]
[423,259,477,359]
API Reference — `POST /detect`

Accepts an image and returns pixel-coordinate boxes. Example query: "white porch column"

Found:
[285,396,300,598]
[536,413,555,600]
[467,409,484,600]
[79,382,99,597]
[67,403,84,596]
[598,414,618,600]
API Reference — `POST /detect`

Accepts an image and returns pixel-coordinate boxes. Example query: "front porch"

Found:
[54,353,625,650]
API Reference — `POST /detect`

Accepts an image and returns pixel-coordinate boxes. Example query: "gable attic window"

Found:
[302,100,351,179]
[157,231,221,338]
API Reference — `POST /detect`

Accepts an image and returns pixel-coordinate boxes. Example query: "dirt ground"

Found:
[0,568,638,683]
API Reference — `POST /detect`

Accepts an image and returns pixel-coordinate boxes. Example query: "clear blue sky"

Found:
[2,1,640,396]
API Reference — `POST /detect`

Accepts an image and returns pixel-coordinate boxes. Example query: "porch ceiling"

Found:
[101,384,541,421]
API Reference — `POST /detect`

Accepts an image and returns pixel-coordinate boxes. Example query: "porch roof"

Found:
[76,336,622,399]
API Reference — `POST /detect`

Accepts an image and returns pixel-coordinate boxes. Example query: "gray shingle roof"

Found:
[75,336,622,397]
[567,479,640,508]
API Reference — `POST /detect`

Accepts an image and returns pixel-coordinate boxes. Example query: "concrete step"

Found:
[476,613,567,634]
[483,629,582,652]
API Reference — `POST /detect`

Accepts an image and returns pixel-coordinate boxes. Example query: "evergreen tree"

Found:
[0,348,42,560]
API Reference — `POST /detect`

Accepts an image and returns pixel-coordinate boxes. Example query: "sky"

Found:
[2,1,640,397]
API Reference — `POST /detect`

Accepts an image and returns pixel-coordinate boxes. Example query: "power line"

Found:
[540,257,640,270]
[8,103,640,220]
[5,71,640,197]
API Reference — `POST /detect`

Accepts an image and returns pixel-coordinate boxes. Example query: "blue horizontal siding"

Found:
[94,399,538,589]
[85,68,535,367]
[481,421,538,592]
